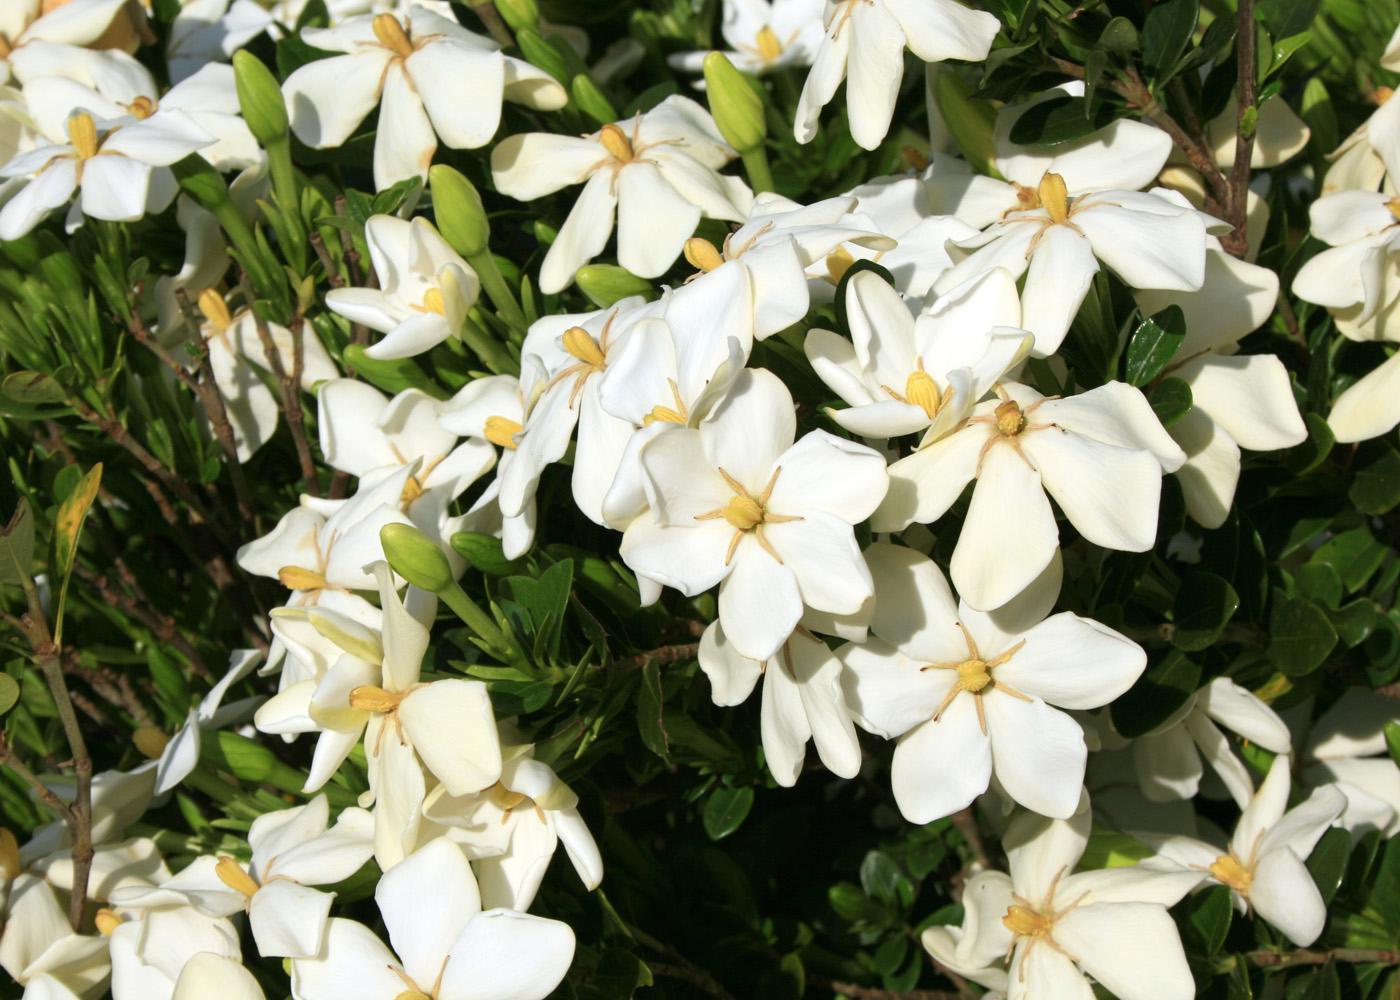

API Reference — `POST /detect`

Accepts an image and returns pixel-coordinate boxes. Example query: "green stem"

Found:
[468,249,528,332]
[740,145,775,194]
[440,582,510,655]
[461,312,521,376]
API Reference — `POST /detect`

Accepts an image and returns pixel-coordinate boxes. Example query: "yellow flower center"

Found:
[1387,197,1400,225]
[1209,853,1254,894]
[133,725,169,759]
[348,684,405,714]
[0,828,19,879]
[67,113,99,161]
[695,467,801,564]
[722,494,765,532]
[921,623,1029,733]
[754,25,783,61]
[215,856,260,898]
[278,566,329,591]
[415,288,446,316]
[372,13,415,57]
[1002,903,1054,937]
[643,377,689,426]
[396,992,432,1000]
[197,288,233,333]
[127,96,156,120]
[562,325,607,369]
[824,246,855,286]
[903,369,942,419]
[598,123,634,162]
[0,35,12,60]
[1375,86,1395,105]
[1038,172,1070,224]
[994,399,1026,437]
[94,908,124,936]
[484,415,523,450]
[954,658,992,693]
[684,237,724,272]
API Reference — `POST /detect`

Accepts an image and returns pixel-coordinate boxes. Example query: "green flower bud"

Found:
[703,51,766,154]
[493,0,538,31]
[380,523,455,593]
[933,71,998,178]
[429,165,490,259]
[232,51,289,148]
[516,27,570,85]
[575,264,652,308]
[571,73,618,127]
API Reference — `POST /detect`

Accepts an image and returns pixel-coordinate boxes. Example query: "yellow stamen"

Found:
[1209,853,1254,894]
[133,726,169,760]
[644,405,686,425]
[0,828,19,879]
[598,123,634,162]
[372,13,414,57]
[1013,182,1040,211]
[1387,197,1400,225]
[825,246,855,286]
[484,415,523,449]
[197,288,233,333]
[348,684,404,713]
[94,908,124,936]
[562,325,606,369]
[487,781,530,813]
[954,659,992,693]
[684,237,724,272]
[754,25,783,61]
[395,992,432,1000]
[901,146,930,172]
[417,288,445,315]
[723,495,765,532]
[0,36,11,60]
[67,113,99,161]
[127,96,156,120]
[994,399,1025,437]
[1375,86,1395,105]
[214,856,259,898]
[904,369,942,419]
[400,476,424,507]
[1038,172,1070,224]
[278,566,328,591]
[1002,903,1053,937]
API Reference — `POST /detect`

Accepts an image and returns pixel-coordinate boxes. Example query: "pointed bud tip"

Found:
[379,523,455,593]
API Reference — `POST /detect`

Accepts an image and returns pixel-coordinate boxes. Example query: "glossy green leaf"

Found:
[1147,377,1193,425]
[1269,596,1338,676]
[1307,827,1353,906]
[1172,571,1240,651]
[1125,306,1185,386]
[0,674,18,716]
[1008,95,1121,147]
[702,785,754,841]
[0,500,34,589]
[1178,884,1232,957]
[1141,0,1200,79]
[1349,444,1400,514]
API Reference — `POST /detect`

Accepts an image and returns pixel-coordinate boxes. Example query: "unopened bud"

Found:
[232,51,289,148]
[493,0,538,30]
[574,264,651,308]
[702,51,766,154]
[429,165,490,259]
[379,523,455,593]
[133,726,169,759]
[570,73,617,126]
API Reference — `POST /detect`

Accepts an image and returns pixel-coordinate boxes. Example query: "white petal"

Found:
[289,918,404,1000]
[1250,847,1327,946]
[1232,754,1292,861]
[489,134,601,200]
[717,546,802,661]
[1019,223,1099,356]
[373,62,436,191]
[248,879,334,959]
[1024,427,1164,552]
[539,169,617,294]
[992,613,1145,710]
[984,692,1086,819]
[697,621,762,707]
[376,838,481,989]
[1329,348,1400,443]
[438,910,576,1000]
[873,425,985,532]
[1198,677,1291,753]
[1053,902,1194,1000]
[891,697,991,824]
[282,51,388,148]
[399,679,502,796]
[844,2,905,151]
[172,954,265,1000]
[406,42,504,149]
[616,162,701,279]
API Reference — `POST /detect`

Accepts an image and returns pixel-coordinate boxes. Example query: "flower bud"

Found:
[232,51,289,148]
[429,165,490,259]
[133,725,169,759]
[933,72,998,177]
[494,0,538,31]
[702,51,766,153]
[380,523,455,593]
[575,263,651,308]
[516,27,570,84]
[571,73,618,127]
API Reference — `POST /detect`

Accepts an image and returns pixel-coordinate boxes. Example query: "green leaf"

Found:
[2,370,66,404]
[1313,527,1386,592]
[1349,444,1400,514]
[0,500,34,588]
[450,532,526,576]
[1125,306,1186,386]
[0,674,18,716]
[1285,413,1335,475]
[1269,596,1338,676]
[702,785,754,840]
[1385,721,1400,768]
[636,660,670,763]
[1007,95,1121,147]
[1172,571,1240,651]
[1147,377,1193,426]
[1099,16,1140,52]
[1178,884,1232,957]
[1300,961,1341,1000]
[860,851,914,909]
[1141,0,1200,79]
[1307,827,1353,906]
[1260,0,1321,40]
[1110,650,1201,738]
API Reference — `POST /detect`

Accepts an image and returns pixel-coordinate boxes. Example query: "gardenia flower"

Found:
[283,4,566,190]
[1139,755,1347,946]
[875,380,1184,611]
[1301,687,1400,835]
[934,172,1207,356]
[840,543,1144,821]
[323,214,480,359]
[290,838,575,1000]
[0,108,213,239]
[170,953,265,1000]
[0,874,109,998]
[805,267,1031,442]
[0,0,133,83]
[166,0,273,81]
[491,95,752,293]
[108,903,242,1000]
[794,0,999,151]
[423,744,604,910]
[698,621,861,786]
[621,367,888,660]
[938,793,1202,1000]
[670,0,824,78]
[1323,27,1400,195]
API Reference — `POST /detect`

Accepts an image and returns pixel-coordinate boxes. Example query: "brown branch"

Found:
[630,927,737,1000]
[606,642,701,671]
[240,278,319,496]
[950,808,990,869]
[1221,0,1257,258]
[309,230,345,289]
[1247,948,1399,969]
[0,734,76,827]
[468,1,515,48]
[1114,66,1230,208]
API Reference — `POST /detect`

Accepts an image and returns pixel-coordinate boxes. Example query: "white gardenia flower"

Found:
[1302,688,1400,835]
[28,836,170,903]
[0,874,109,998]
[805,267,1031,443]
[939,793,1203,1000]
[1124,676,1293,809]
[108,904,242,1000]
[166,0,274,81]
[621,367,888,661]
[1323,27,1400,198]
[20,766,158,867]
[875,380,1185,612]
[0,0,133,83]
[0,109,213,239]
[841,544,1144,821]
[323,214,480,359]
[283,4,565,190]
[1141,755,1347,946]
[933,172,1208,356]
[671,0,824,78]
[170,953,265,1000]
[794,0,999,151]
[115,796,374,959]
[491,95,753,293]
[698,621,862,786]
[291,838,575,1000]
[423,745,604,910]
[680,192,894,339]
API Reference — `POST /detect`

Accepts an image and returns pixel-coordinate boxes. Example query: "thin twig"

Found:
[1247,948,1399,969]
[606,642,701,671]
[1221,0,1257,258]
[0,734,76,827]
[240,277,319,495]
